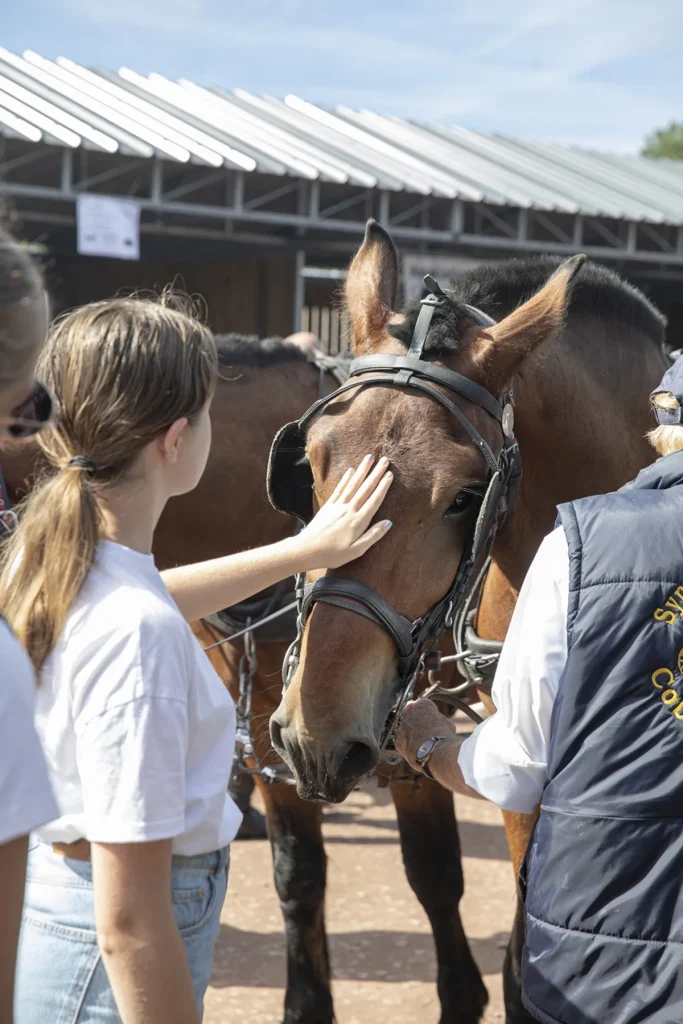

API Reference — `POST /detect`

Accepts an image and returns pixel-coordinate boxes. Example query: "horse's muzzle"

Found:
[269,711,379,803]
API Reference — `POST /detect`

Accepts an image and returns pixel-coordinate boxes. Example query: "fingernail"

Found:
[385,520,393,529]
[365,454,374,462]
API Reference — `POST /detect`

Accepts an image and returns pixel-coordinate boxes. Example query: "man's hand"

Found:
[394,698,457,772]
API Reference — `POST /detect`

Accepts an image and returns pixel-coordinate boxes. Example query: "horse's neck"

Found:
[153,359,324,570]
[476,331,664,642]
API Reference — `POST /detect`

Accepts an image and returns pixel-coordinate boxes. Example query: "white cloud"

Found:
[18,0,683,151]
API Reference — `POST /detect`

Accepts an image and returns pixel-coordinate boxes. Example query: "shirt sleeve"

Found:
[0,629,59,844]
[457,526,569,813]
[73,611,190,844]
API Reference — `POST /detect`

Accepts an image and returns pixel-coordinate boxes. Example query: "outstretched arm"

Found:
[162,455,393,623]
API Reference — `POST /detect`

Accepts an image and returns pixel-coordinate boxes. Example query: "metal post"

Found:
[308,180,320,219]
[293,250,305,333]
[518,208,528,243]
[378,190,389,226]
[60,148,73,193]
[573,214,583,248]
[677,226,683,257]
[626,221,637,254]
[233,171,244,212]
[151,159,163,204]
[450,198,464,236]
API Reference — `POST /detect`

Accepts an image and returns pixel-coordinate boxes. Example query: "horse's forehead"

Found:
[311,388,442,455]
[308,386,485,488]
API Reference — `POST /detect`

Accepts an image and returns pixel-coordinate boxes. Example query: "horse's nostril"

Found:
[335,740,377,784]
[269,715,285,755]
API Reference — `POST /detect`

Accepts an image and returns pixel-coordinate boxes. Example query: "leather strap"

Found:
[349,355,503,423]
[408,293,444,356]
[302,577,414,659]
[298,374,499,475]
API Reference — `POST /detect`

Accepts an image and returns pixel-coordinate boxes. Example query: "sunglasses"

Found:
[0,381,54,439]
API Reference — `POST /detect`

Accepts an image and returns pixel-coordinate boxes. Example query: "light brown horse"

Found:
[269,221,669,1022]
[0,333,486,1024]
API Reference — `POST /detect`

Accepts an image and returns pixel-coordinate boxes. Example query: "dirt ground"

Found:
[205,774,514,1024]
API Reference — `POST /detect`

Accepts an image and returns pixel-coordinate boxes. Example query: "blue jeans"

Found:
[15,841,229,1023]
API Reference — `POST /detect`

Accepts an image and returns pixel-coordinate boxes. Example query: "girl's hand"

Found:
[296,455,393,570]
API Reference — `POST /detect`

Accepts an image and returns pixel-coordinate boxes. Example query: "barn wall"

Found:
[48,255,296,338]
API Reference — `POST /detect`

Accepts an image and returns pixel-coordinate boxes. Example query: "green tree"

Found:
[642,122,683,159]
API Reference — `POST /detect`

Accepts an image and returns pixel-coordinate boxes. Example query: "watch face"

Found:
[416,738,436,762]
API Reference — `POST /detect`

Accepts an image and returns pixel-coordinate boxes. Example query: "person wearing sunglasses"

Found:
[0,226,59,1023]
[394,356,683,1024]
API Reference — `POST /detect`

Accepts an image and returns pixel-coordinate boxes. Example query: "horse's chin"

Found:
[293,767,375,804]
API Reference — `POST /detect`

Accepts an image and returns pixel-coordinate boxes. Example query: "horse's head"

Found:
[270,221,582,802]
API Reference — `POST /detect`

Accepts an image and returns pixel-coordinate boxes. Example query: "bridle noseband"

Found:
[268,275,522,755]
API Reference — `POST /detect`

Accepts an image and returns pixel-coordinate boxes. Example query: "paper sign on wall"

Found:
[77,194,140,260]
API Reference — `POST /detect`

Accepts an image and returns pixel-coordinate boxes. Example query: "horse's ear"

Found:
[345,219,399,354]
[468,254,586,391]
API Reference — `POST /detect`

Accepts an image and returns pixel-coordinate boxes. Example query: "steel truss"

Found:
[2,143,683,266]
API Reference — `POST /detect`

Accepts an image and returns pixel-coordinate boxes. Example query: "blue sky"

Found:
[3,0,680,152]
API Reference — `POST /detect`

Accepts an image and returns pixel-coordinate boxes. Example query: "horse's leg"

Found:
[390,779,488,1024]
[258,780,333,1024]
[194,624,334,1024]
[501,809,538,1024]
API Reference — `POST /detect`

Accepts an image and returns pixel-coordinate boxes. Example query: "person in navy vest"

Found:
[395,356,683,1024]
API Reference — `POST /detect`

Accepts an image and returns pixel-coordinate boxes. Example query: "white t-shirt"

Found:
[0,620,59,844]
[458,526,569,813]
[35,541,242,855]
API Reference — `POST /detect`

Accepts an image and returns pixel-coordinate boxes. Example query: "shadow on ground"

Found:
[210,926,508,988]
[320,808,509,861]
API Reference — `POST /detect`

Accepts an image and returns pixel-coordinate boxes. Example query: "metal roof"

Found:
[1,47,683,225]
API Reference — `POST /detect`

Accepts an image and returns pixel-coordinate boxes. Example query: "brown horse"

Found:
[269,222,669,1022]
[0,333,486,1023]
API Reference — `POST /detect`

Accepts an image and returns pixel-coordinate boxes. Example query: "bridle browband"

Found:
[269,275,521,756]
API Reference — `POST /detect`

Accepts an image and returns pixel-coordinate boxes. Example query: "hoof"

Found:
[235,807,268,841]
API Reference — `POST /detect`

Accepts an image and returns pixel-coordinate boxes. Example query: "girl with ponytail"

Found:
[1,294,392,1024]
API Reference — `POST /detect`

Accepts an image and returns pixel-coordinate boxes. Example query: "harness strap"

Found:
[349,355,503,423]
[302,577,414,659]
[408,293,444,356]
[298,374,500,474]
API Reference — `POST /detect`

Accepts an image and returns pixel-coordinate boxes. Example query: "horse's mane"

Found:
[215,333,307,368]
[389,255,666,357]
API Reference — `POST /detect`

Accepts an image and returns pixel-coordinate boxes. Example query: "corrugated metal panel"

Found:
[1,47,683,224]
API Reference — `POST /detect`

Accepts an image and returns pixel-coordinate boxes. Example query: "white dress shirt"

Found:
[458,526,569,813]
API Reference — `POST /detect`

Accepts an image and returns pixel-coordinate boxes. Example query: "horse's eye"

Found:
[444,488,482,519]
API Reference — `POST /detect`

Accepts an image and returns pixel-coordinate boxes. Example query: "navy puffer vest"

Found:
[522,448,683,1024]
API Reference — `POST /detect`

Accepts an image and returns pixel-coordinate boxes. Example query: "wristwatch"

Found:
[415,735,451,779]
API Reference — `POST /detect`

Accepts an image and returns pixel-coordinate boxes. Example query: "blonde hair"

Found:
[648,391,683,457]
[0,295,217,670]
